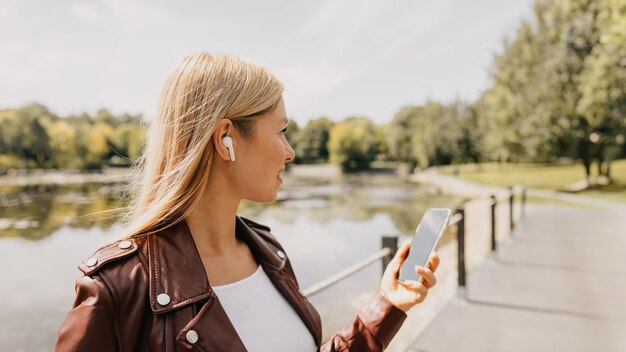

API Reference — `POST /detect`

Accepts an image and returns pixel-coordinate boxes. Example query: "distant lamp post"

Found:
[589,132,600,144]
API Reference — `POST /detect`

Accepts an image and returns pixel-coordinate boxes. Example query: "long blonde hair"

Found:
[120,53,283,239]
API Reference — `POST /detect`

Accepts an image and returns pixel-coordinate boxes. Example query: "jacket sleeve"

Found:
[319,291,407,352]
[56,275,118,352]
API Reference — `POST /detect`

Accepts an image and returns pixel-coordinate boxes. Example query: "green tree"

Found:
[15,104,55,167]
[374,123,390,160]
[328,117,378,171]
[576,0,626,178]
[109,123,147,164]
[388,101,477,170]
[475,0,626,185]
[294,117,334,163]
[387,106,419,164]
[48,120,78,168]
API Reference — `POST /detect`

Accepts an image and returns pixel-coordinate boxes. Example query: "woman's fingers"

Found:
[402,280,428,302]
[428,253,440,272]
[416,266,437,288]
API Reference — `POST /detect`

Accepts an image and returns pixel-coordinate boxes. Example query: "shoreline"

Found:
[0,168,132,187]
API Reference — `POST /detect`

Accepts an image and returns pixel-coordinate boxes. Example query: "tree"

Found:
[109,123,147,164]
[576,0,626,179]
[387,106,419,164]
[328,117,378,171]
[15,104,54,167]
[475,0,626,185]
[294,117,334,163]
[387,101,477,170]
[48,120,78,168]
[374,123,390,160]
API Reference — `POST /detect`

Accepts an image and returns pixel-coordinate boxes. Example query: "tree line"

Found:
[291,0,626,179]
[0,104,144,172]
[1,0,624,179]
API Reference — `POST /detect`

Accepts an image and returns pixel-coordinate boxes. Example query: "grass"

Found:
[437,159,626,203]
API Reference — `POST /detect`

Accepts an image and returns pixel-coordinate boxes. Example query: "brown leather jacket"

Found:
[56,216,407,351]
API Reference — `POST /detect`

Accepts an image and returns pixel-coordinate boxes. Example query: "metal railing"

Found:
[301,183,529,298]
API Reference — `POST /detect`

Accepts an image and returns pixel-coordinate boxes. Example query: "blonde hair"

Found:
[119,53,283,239]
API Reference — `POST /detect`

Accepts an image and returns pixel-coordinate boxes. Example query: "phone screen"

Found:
[398,208,450,282]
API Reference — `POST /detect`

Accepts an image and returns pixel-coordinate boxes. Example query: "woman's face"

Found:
[234,97,295,203]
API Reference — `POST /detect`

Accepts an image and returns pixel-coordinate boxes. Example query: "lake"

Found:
[0,169,464,350]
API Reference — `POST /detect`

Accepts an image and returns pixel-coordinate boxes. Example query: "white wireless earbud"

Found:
[221,136,235,161]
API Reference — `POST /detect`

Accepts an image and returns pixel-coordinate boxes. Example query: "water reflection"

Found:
[0,183,125,240]
[0,173,464,240]
[241,173,463,235]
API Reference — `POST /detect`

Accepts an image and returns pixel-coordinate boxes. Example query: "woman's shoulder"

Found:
[76,236,149,280]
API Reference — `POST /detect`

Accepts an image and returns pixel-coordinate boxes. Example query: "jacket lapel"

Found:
[147,221,211,314]
[146,217,322,350]
[175,293,248,352]
[147,221,247,351]
[236,217,323,345]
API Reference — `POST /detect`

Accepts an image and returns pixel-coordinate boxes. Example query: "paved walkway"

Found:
[407,203,626,351]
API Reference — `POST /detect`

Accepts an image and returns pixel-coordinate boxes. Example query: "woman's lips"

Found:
[277,171,284,182]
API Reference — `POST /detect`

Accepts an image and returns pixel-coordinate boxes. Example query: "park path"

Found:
[404,171,626,351]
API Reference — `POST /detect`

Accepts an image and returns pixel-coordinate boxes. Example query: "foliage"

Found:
[475,0,626,180]
[2,0,624,176]
[386,101,481,169]
[328,117,378,171]
[0,104,145,172]
[293,117,334,163]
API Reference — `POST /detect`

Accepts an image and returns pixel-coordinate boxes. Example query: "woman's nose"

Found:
[284,141,295,163]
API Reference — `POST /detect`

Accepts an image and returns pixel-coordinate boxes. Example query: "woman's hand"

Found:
[380,240,440,312]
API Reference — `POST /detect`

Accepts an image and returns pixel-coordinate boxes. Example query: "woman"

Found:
[56,53,439,351]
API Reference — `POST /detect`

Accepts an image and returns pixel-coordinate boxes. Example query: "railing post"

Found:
[456,206,466,299]
[521,183,527,220]
[509,186,515,232]
[490,195,497,252]
[381,236,398,276]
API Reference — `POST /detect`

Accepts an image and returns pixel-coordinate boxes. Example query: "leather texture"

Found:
[56,216,407,351]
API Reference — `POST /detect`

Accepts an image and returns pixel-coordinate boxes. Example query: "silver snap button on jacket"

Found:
[86,257,98,267]
[276,250,285,259]
[156,293,171,306]
[186,330,199,344]
[118,240,132,249]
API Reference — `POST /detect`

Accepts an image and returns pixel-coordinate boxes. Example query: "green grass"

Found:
[437,159,626,203]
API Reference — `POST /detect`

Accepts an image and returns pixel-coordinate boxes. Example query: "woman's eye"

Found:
[281,127,288,134]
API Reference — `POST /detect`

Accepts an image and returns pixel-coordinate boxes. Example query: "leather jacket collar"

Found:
[146,216,322,346]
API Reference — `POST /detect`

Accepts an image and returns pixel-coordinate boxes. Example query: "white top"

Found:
[212,265,317,352]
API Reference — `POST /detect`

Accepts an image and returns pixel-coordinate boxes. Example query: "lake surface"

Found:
[0,170,464,350]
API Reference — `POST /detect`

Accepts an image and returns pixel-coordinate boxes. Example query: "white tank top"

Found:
[212,266,317,352]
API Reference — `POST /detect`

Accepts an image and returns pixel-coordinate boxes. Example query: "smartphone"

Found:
[398,208,451,282]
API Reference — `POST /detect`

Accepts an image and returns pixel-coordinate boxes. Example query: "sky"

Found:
[0,0,535,125]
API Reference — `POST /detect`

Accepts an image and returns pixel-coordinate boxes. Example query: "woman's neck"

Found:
[185,175,259,286]
[185,179,241,257]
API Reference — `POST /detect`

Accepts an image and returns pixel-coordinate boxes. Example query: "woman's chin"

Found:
[246,193,278,204]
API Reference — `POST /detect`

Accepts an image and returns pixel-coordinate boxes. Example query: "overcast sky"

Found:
[1,0,534,125]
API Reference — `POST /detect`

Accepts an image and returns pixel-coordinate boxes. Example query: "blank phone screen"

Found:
[398,209,450,282]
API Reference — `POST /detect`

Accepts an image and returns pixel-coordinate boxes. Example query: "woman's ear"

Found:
[212,119,235,162]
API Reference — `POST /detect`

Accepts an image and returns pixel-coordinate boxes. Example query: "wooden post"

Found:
[456,206,466,299]
[381,236,398,277]
[509,186,515,232]
[522,183,527,220]
[490,195,497,252]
